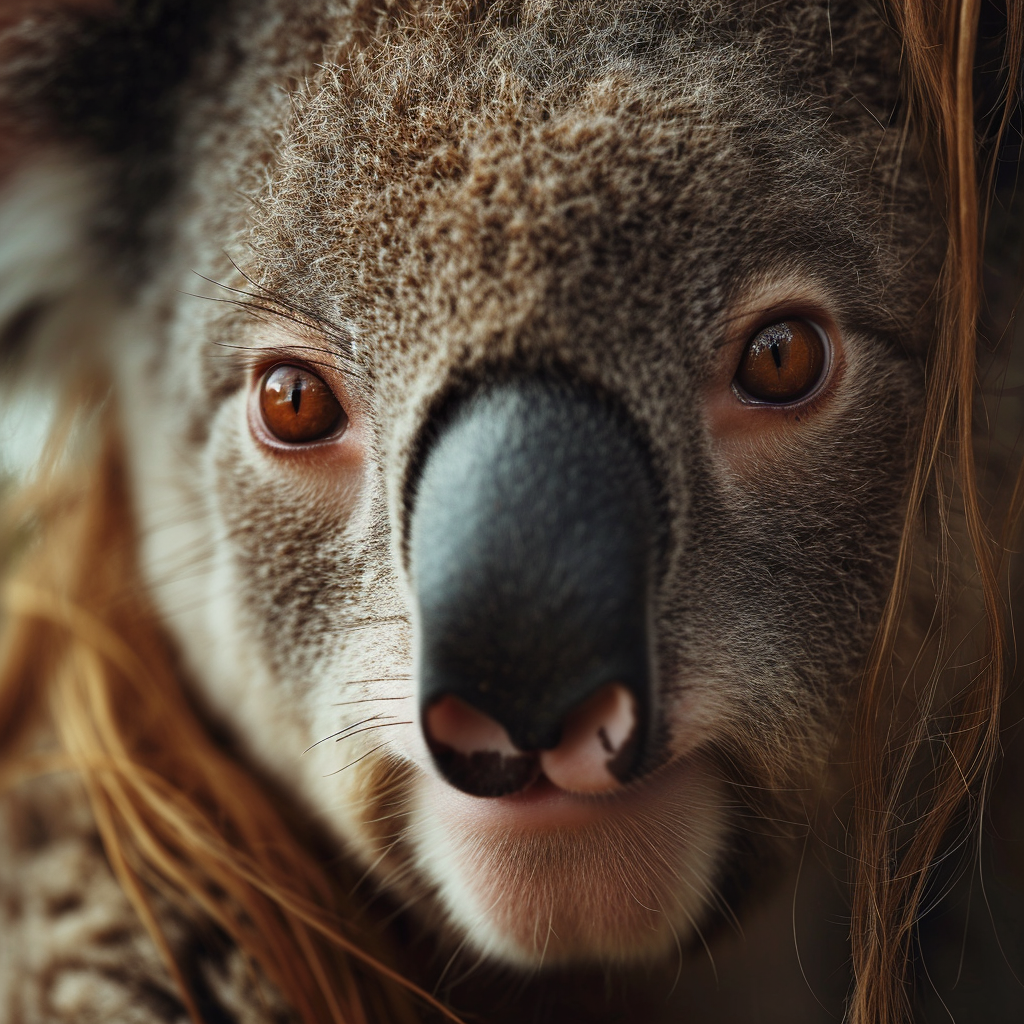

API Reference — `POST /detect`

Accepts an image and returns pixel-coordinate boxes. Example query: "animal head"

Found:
[0,0,1018,1017]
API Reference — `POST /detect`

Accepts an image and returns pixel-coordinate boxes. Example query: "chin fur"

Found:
[402,764,729,967]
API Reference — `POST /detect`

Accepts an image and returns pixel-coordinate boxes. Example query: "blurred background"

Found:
[0,391,54,481]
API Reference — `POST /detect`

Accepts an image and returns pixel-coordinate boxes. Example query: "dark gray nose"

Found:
[409,379,659,797]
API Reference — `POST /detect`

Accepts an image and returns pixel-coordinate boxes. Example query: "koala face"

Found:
[108,0,941,967]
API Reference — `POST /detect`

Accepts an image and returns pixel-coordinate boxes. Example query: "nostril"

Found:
[539,683,637,795]
[426,694,518,757]
[424,695,541,797]
[424,685,638,798]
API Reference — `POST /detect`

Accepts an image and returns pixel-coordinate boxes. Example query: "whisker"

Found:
[349,833,408,898]
[330,616,410,635]
[210,337,360,379]
[331,695,413,707]
[334,721,412,742]
[433,932,473,994]
[324,744,386,776]
[304,714,391,754]
[336,676,413,689]
[191,262,360,358]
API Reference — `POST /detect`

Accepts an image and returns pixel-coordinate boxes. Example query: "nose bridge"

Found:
[408,377,661,795]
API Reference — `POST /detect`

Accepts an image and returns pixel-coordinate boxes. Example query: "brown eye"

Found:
[734,319,827,403]
[259,364,346,443]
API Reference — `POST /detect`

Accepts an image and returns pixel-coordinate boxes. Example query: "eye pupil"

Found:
[735,319,827,403]
[259,364,346,443]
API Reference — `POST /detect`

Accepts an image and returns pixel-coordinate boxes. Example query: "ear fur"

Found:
[0,156,115,389]
[0,0,232,387]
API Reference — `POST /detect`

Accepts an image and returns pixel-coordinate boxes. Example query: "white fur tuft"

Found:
[0,155,113,384]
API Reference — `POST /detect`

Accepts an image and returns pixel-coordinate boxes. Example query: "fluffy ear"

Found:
[0,0,227,385]
[0,156,112,387]
[0,3,111,384]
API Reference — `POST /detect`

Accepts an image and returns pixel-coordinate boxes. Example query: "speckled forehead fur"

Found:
[242,0,936,409]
